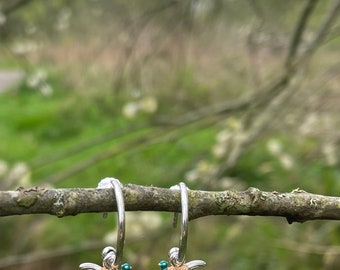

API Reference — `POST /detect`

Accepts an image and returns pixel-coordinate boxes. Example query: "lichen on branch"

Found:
[1,184,340,224]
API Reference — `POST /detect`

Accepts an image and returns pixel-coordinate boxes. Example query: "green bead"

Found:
[158,260,168,270]
[121,263,132,270]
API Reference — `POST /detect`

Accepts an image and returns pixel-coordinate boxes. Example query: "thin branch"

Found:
[30,123,148,169]
[299,0,340,64]
[111,0,178,92]
[158,0,332,129]
[277,239,340,255]
[160,0,317,128]
[285,0,319,71]
[219,70,303,172]
[1,185,340,224]
[37,117,216,185]
[156,96,252,126]
[213,0,340,175]
[0,240,103,268]
[0,221,172,268]
[36,128,162,184]
[0,0,34,16]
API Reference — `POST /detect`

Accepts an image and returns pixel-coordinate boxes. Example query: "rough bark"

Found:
[1,185,340,224]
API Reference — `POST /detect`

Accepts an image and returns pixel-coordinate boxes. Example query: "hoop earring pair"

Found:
[79,179,206,270]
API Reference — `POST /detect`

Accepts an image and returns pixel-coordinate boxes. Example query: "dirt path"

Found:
[0,70,25,93]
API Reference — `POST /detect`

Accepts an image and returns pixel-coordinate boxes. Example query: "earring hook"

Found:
[80,177,130,270]
[169,182,188,266]
[178,182,188,264]
[110,178,125,266]
[164,182,206,269]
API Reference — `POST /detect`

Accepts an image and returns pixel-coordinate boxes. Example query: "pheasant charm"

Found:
[158,247,206,270]
[79,246,132,270]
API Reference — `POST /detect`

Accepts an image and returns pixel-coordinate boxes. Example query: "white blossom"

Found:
[40,83,53,96]
[322,142,337,166]
[122,102,139,119]
[216,130,231,143]
[0,160,8,177]
[212,144,227,158]
[26,69,47,88]
[0,12,6,25]
[7,162,31,187]
[219,177,239,189]
[103,229,117,244]
[138,96,158,113]
[185,169,199,183]
[185,160,217,183]
[197,160,216,174]
[278,154,294,170]
[127,212,162,237]
[299,113,318,136]
[259,162,273,174]
[11,41,39,55]
[267,139,282,155]
[103,212,162,243]
[55,8,72,31]
[226,117,242,131]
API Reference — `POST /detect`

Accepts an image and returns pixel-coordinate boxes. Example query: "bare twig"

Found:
[37,115,217,185]
[285,0,319,71]
[159,0,322,129]
[156,96,252,126]
[1,185,340,224]
[214,0,340,175]
[30,123,148,169]
[112,0,178,92]
[0,240,103,268]
[220,70,304,172]
[0,0,34,16]
[299,0,340,64]
[36,127,163,184]
[0,221,173,268]
[278,239,340,255]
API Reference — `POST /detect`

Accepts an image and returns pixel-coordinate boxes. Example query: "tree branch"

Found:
[299,0,340,63]
[0,0,34,16]
[285,0,319,71]
[1,185,340,224]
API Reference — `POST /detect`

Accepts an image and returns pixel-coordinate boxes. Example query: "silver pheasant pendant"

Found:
[79,246,132,270]
[158,247,206,270]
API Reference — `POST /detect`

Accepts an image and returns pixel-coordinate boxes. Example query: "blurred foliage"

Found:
[0,0,340,269]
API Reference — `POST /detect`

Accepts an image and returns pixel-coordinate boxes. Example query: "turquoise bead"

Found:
[158,260,168,270]
[121,263,132,270]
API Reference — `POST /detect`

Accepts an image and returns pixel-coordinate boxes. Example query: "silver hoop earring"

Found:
[159,182,206,270]
[80,178,132,270]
